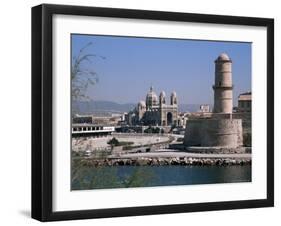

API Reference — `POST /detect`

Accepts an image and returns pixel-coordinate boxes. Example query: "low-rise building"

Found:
[199,104,210,113]
[72,124,115,137]
[238,92,251,113]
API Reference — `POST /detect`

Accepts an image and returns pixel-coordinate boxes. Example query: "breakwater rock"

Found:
[77,157,251,167]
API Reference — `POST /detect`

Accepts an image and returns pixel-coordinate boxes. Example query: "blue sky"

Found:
[72,34,251,106]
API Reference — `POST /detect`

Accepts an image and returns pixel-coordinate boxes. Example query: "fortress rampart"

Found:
[183,118,243,148]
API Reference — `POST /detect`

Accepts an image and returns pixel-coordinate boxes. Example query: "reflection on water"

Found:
[71,165,251,190]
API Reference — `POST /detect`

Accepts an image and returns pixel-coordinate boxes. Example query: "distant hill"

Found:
[73,100,135,114]
[73,100,209,114]
[178,104,202,113]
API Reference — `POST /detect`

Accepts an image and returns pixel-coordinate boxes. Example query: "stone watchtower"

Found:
[213,53,233,114]
[184,53,244,149]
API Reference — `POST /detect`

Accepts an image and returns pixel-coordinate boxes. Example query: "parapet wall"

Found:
[184,118,243,148]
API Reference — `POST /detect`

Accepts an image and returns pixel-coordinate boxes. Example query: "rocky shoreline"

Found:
[76,157,251,167]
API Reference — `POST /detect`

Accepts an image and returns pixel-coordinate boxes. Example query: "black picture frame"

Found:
[32,4,274,222]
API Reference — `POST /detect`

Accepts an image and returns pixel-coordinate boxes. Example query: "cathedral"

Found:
[131,86,179,126]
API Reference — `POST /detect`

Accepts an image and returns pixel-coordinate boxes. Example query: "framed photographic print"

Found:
[32,4,274,221]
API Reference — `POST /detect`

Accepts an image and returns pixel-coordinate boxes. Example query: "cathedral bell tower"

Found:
[170,91,177,105]
[159,91,166,106]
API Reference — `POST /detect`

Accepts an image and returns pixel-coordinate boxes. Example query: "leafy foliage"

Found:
[71,159,155,190]
[107,137,120,146]
[144,126,164,134]
[107,137,134,147]
[71,42,105,102]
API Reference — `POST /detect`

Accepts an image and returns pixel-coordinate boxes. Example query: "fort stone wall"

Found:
[183,118,243,148]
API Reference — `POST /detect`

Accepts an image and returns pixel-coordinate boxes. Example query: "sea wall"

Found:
[76,157,251,167]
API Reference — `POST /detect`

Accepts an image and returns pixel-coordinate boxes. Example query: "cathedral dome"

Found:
[138,100,146,108]
[216,53,231,62]
[146,86,158,106]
